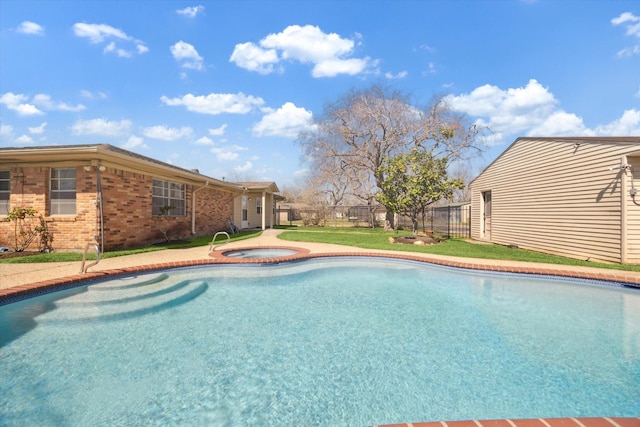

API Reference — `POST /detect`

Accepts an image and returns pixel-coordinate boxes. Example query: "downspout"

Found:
[620,157,628,264]
[192,181,209,235]
[95,164,105,253]
[261,191,266,230]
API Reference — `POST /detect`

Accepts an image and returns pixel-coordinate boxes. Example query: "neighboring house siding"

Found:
[470,138,640,264]
[626,156,640,263]
[246,196,262,228]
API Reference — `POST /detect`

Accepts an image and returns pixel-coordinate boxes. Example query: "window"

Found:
[152,179,185,216]
[50,168,76,215]
[0,170,9,215]
[256,197,262,214]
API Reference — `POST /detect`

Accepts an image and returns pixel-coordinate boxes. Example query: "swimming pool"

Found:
[1,257,638,426]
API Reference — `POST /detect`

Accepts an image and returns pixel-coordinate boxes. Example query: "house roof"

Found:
[469,136,640,186]
[0,144,245,193]
[238,181,280,193]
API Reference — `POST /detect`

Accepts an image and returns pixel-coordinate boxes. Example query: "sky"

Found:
[1,0,639,189]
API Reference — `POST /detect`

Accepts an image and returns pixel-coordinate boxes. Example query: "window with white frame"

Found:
[256,197,262,214]
[0,170,9,215]
[50,168,76,215]
[152,179,185,216]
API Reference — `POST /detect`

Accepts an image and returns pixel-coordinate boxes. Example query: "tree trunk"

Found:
[385,210,394,230]
[411,217,419,236]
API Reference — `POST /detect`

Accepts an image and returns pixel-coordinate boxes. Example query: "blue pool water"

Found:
[0,257,639,426]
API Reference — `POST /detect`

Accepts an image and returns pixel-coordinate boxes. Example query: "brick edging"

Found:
[372,417,640,427]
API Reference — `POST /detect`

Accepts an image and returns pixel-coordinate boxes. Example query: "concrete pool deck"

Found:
[1,229,639,297]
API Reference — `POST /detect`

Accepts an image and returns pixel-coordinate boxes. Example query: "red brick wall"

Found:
[0,166,235,252]
[0,166,97,251]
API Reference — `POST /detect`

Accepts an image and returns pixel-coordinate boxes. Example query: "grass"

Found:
[2,226,639,273]
[277,227,640,272]
[0,230,262,264]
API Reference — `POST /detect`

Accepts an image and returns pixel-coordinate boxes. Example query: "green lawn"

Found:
[2,226,639,273]
[277,227,640,272]
[0,230,262,264]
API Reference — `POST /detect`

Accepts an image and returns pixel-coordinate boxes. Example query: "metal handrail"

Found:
[208,231,230,252]
[80,243,100,274]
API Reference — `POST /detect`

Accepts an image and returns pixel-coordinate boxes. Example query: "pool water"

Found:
[1,258,638,426]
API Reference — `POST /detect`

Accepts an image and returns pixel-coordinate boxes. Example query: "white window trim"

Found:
[0,170,9,216]
[50,167,76,216]
[152,179,186,216]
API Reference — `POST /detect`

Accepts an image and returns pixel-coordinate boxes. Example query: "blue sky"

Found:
[1,0,639,188]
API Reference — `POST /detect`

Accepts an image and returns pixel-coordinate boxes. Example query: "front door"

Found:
[482,191,492,240]
[241,196,249,229]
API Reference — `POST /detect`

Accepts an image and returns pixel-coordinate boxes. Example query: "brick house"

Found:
[0,144,245,251]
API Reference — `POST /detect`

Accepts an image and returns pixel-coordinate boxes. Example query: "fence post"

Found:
[468,205,471,238]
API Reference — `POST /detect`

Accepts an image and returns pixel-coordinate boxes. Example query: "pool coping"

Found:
[373,417,639,427]
[1,249,638,305]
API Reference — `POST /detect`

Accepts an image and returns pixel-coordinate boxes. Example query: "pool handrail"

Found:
[208,231,230,252]
[80,243,100,274]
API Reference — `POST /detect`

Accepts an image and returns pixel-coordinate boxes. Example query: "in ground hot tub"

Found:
[222,248,299,259]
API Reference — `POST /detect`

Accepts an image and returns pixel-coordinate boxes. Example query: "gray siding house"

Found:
[469,137,640,264]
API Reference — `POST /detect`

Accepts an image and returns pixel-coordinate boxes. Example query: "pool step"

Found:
[36,274,207,323]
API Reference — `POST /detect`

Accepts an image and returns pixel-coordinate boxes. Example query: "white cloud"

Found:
[230,25,374,77]
[211,144,247,161]
[80,90,108,99]
[0,92,43,116]
[161,92,265,115]
[385,71,408,79]
[234,161,253,173]
[593,109,640,135]
[446,79,559,144]
[212,149,239,161]
[170,41,204,70]
[177,5,204,18]
[526,111,592,136]
[1,92,84,115]
[121,135,147,150]
[252,102,316,138]
[73,22,148,57]
[447,79,640,146]
[28,122,47,134]
[14,134,35,144]
[311,57,371,78]
[229,42,279,75]
[195,136,214,145]
[71,118,132,136]
[17,21,44,35]
[611,12,640,57]
[208,124,227,136]
[32,94,85,112]
[142,125,193,141]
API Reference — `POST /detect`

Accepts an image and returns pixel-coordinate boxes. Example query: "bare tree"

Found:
[299,84,481,228]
